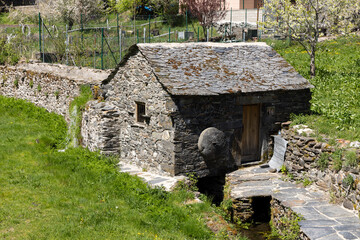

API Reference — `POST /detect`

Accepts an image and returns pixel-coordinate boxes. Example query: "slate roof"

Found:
[137,42,313,96]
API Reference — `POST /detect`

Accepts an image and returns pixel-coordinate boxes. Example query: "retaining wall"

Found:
[0,63,107,121]
[282,123,360,214]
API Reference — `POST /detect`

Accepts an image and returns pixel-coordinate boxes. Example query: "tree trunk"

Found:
[202,25,207,40]
[310,54,316,78]
[310,43,316,78]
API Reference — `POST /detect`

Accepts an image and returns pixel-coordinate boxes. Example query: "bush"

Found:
[0,38,20,65]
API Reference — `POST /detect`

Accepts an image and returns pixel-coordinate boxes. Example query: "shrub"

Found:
[0,38,20,65]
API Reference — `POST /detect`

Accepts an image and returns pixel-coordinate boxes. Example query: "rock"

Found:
[297,141,305,147]
[198,127,227,160]
[269,168,277,173]
[299,158,305,167]
[315,142,322,149]
[281,121,292,129]
[308,141,316,147]
[304,157,315,162]
[343,199,354,210]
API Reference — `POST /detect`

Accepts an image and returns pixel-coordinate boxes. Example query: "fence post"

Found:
[117,13,120,49]
[144,28,146,43]
[101,28,104,70]
[66,24,69,65]
[230,8,232,36]
[81,14,83,43]
[168,27,171,42]
[148,15,151,43]
[94,33,96,69]
[38,13,41,58]
[119,28,122,62]
[42,16,45,62]
[245,9,247,26]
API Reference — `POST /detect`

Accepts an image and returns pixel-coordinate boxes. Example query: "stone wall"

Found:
[81,101,120,155]
[271,198,310,240]
[100,51,177,176]
[282,123,360,214]
[0,63,107,121]
[172,89,311,177]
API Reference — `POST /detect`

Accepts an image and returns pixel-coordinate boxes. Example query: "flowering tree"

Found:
[182,0,227,39]
[263,0,360,77]
[37,0,104,29]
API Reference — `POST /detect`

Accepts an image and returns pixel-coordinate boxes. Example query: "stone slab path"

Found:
[228,166,360,240]
[118,162,185,191]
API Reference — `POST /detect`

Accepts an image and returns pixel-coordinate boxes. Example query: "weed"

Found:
[37,84,41,92]
[13,78,19,88]
[68,85,93,146]
[29,79,34,88]
[302,177,313,187]
[280,165,288,174]
[54,90,60,99]
[271,212,303,240]
[343,174,354,189]
[344,151,358,168]
[332,149,343,172]
[316,153,329,171]
[328,138,337,146]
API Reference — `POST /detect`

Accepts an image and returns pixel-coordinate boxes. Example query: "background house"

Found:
[82,42,312,178]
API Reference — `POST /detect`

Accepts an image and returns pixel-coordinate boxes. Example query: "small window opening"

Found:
[136,102,146,123]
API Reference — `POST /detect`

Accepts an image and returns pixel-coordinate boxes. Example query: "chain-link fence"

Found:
[0,9,266,69]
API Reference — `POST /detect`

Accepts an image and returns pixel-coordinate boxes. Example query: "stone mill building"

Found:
[81,42,313,178]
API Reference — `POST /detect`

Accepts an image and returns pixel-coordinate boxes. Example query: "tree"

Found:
[182,0,227,39]
[263,0,360,77]
[37,0,104,29]
[151,0,180,26]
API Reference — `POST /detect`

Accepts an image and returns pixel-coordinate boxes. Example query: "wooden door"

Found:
[241,104,260,162]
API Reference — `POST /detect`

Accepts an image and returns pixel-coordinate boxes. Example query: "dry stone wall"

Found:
[81,101,120,155]
[0,63,107,121]
[281,123,360,215]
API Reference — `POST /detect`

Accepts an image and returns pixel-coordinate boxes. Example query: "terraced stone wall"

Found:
[282,124,360,214]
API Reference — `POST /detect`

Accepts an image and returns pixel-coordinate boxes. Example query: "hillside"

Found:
[269,35,360,141]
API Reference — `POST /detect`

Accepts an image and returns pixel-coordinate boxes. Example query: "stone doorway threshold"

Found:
[227,166,360,240]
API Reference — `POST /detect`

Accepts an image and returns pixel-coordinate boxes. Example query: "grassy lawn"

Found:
[0,96,221,239]
[267,35,360,141]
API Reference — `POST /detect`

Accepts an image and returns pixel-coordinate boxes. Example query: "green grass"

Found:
[267,35,360,141]
[0,96,219,239]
